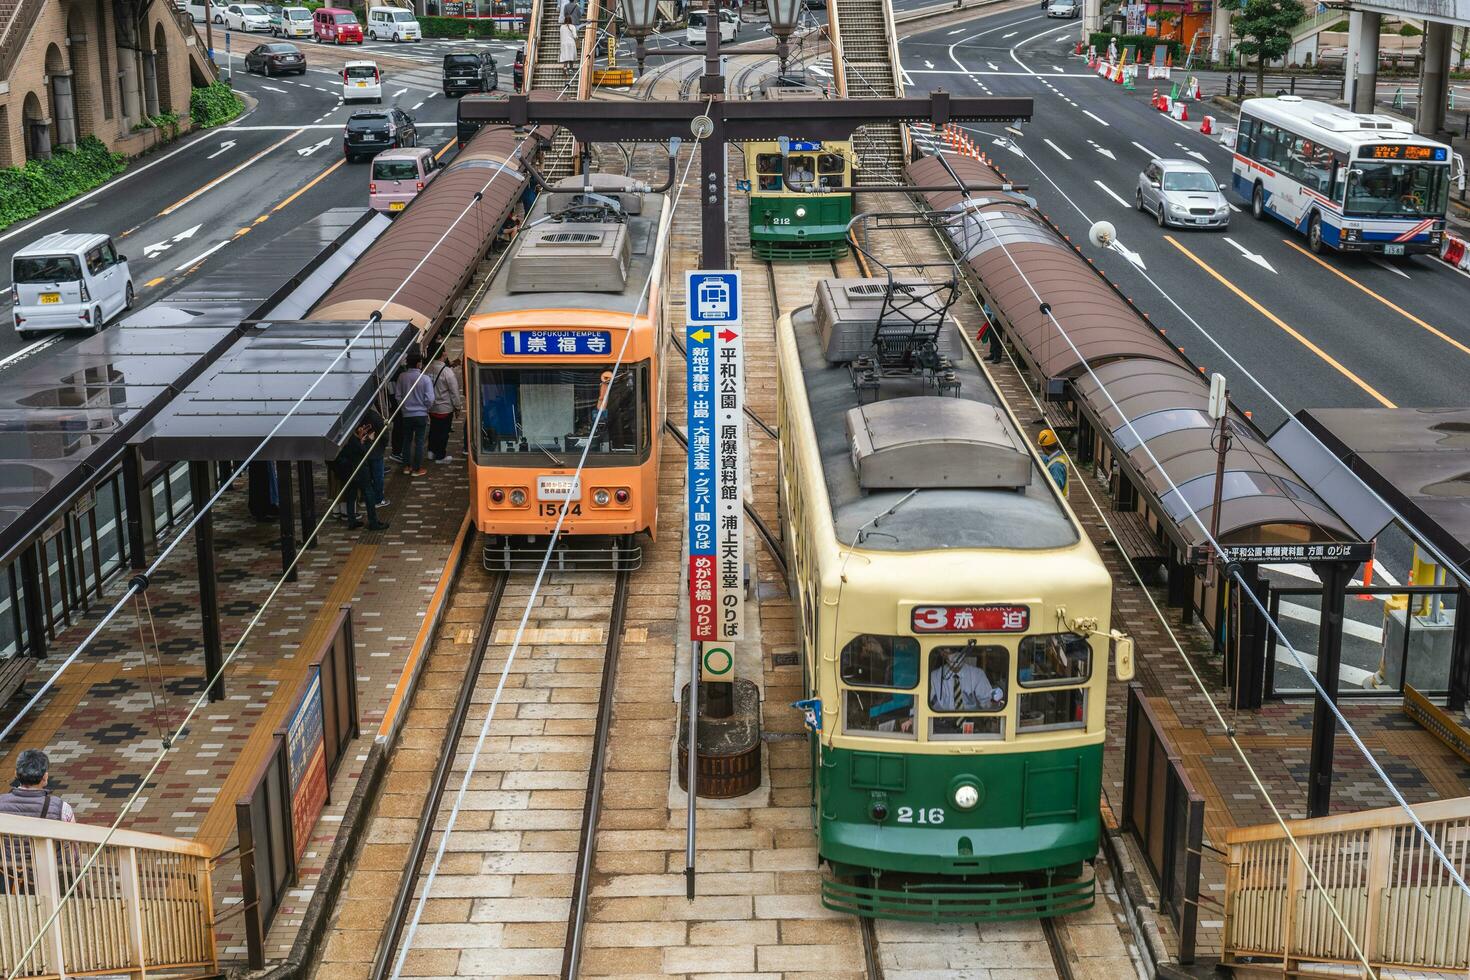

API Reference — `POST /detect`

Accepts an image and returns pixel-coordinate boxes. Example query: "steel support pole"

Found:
[1448,584,1470,712]
[1307,560,1350,818]
[297,461,317,550]
[1232,565,1269,710]
[122,448,148,572]
[276,461,297,583]
[190,461,225,702]
[19,546,47,660]
[686,639,700,899]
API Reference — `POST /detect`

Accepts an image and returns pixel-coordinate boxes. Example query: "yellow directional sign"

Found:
[690,328,711,343]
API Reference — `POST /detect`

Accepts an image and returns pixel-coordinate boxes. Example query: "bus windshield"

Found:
[1346,160,1449,217]
[476,364,645,460]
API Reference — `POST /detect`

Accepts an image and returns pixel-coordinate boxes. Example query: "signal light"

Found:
[490,488,504,503]
[614,488,629,503]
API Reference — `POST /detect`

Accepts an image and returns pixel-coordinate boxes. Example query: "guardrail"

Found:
[1223,796,1470,975]
[0,813,216,979]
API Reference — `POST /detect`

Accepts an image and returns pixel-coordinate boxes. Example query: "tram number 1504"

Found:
[896,806,945,825]
[539,502,582,517]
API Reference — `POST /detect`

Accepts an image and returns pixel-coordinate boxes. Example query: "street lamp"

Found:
[618,0,661,73]
[766,0,801,74]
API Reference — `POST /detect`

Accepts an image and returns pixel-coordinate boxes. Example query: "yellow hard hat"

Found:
[1038,429,1059,449]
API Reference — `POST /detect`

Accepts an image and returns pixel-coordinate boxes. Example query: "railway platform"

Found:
[0,403,472,966]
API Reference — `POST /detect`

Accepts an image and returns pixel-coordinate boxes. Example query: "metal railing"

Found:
[0,0,44,83]
[1223,796,1470,975]
[0,813,216,979]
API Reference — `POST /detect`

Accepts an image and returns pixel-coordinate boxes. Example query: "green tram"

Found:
[775,274,1135,921]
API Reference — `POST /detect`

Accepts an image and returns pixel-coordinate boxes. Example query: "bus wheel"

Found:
[1308,213,1324,254]
[1251,184,1266,220]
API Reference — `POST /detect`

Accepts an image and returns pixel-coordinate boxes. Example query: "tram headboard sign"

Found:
[911,604,1030,633]
[686,269,745,643]
[501,330,613,356]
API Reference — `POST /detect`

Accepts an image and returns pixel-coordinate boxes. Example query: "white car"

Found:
[275,5,313,37]
[342,60,383,103]
[11,233,134,337]
[367,6,421,41]
[686,8,738,45]
[222,2,271,30]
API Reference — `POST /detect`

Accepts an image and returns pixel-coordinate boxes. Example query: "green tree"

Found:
[1222,0,1304,94]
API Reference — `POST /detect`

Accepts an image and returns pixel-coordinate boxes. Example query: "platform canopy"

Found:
[134,320,416,463]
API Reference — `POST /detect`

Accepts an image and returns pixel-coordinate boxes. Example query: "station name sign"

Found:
[1187,541,1375,566]
[911,604,1030,634]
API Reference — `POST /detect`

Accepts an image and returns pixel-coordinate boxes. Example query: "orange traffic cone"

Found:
[1201,114,1214,135]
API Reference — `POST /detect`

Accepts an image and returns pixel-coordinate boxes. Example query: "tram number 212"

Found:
[538,502,583,517]
[896,807,945,825]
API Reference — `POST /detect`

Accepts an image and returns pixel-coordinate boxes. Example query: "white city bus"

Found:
[1231,96,1456,255]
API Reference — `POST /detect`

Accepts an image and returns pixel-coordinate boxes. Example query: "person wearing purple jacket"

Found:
[394,352,435,476]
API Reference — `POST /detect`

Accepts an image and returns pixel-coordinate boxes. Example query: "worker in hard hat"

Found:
[1037,429,1069,498]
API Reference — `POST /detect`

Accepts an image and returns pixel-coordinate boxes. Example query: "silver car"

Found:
[1047,0,1079,17]
[1136,159,1230,229]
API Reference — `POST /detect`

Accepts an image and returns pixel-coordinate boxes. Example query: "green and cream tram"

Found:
[776,279,1134,921]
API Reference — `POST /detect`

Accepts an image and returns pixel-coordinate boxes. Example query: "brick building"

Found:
[0,0,215,169]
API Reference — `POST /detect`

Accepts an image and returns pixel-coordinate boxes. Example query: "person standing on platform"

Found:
[559,0,579,78]
[427,354,463,464]
[979,303,1004,364]
[338,420,389,531]
[395,352,435,477]
[0,750,76,822]
[364,407,388,510]
[1037,428,1070,498]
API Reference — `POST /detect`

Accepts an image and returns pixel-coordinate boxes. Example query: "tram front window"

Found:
[1016,633,1090,733]
[927,644,1006,740]
[786,154,815,190]
[840,634,919,737]
[475,364,645,460]
[818,152,844,190]
[755,153,783,191]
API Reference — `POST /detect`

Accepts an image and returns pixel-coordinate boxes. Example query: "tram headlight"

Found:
[594,489,611,506]
[510,489,527,506]
[954,784,980,810]
[870,801,888,822]
[795,206,807,218]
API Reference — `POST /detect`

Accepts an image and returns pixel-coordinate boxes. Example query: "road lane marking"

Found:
[0,336,61,370]
[144,277,166,288]
[272,158,347,212]
[1370,257,1411,279]
[1130,140,1157,158]
[1166,236,1396,408]
[223,123,456,129]
[159,129,304,216]
[174,241,231,271]
[434,140,455,161]
[1283,239,1470,359]
[1002,31,1017,38]
[412,100,425,109]
[1082,109,1109,126]
[1042,138,1071,160]
[1093,180,1129,207]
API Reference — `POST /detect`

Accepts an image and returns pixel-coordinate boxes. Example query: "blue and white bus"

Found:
[1231,96,1457,256]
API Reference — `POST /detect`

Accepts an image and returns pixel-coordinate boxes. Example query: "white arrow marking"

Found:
[206,140,237,159]
[925,60,935,69]
[173,240,230,272]
[947,27,966,34]
[142,223,203,258]
[994,137,1023,158]
[262,85,287,93]
[1052,64,1065,72]
[1002,31,1017,38]
[1093,180,1130,207]
[392,87,407,98]
[1173,143,1209,163]
[1131,140,1157,158]
[296,138,332,157]
[1115,240,1146,270]
[1083,110,1110,127]
[1087,140,1115,161]
[987,61,999,70]
[1370,258,1411,279]
[1043,138,1071,160]
[1223,237,1276,274]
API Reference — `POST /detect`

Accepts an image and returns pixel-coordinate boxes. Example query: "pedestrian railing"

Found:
[1223,796,1470,976]
[0,813,216,979]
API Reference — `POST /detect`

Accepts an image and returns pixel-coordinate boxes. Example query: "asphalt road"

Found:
[900,6,1470,689]
[0,30,474,366]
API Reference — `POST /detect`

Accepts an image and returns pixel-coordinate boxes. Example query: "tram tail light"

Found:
[489,488,529,507]
[490,488,504,503]
[614,488,629,503]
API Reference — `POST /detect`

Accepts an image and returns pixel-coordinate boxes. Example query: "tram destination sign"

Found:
[686,270,745,643]
[1187,541,1375,566]
[501,330,612,356]
[911,604,1030,633]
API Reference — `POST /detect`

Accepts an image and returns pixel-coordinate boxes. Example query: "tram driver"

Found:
[929,644,1005,712]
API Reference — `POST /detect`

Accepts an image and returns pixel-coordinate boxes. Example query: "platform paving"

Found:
[0,407,471,965]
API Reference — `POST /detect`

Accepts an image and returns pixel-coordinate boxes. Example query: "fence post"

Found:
[1362,825,1391,966]
[1221,841,1241,962]
[30,833,68,975]
[120,847,149,973]
[1281,836,1306,974]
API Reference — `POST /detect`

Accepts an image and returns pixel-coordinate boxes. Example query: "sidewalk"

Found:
[0,418,469,964]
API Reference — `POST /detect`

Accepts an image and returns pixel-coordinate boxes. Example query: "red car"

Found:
[313,6,363,43]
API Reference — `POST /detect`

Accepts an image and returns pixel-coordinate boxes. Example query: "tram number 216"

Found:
[538,502,583,517]
[896,807,945,825]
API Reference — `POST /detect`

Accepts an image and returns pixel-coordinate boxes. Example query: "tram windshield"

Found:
[927,645,1006,740]
[474,363,648,462]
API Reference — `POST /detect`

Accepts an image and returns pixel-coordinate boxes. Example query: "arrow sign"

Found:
[1223,237,1276,273]
[718,328,739,342]
[690,328,710,343]
[1087,140,1116,160]
[992,138,1023,158]
[142,223,203,258]
[207,140,237,159]
[1174,143,1209,163]
[297,138,331,157]
[1112,239,1146,271]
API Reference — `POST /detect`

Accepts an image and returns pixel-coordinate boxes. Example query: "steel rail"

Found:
[1040,916,1076,980]
[860,917,885,980]
[561,568,632,978]
[370,569,509,980]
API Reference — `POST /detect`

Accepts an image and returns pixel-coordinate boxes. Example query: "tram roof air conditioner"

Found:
[847,397,1032,491]
[814,278,955,364]
[545,174,644,215]
[508,223,630,293]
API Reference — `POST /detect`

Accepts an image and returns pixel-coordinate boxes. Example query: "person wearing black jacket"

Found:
[337,419,389,531]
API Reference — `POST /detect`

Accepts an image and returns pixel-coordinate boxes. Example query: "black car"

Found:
[512,46,524,91]
[442,52,498,96]
[244,42,306,76]
[343,108,417,162]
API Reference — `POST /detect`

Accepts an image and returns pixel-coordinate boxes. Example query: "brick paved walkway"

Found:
[0,409,470,964]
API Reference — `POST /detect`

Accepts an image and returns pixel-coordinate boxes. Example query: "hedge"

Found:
[190,81,245,129]
[419,14,525,38]
[0,136,127,231]
[1087,32,1185,62]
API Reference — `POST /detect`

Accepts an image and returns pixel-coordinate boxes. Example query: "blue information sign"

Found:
[686,324,717,640]
[685,271,741,325]
[787,140,822,152]
[501,330,613,356]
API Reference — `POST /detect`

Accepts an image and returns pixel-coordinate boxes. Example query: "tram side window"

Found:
[756,153,783,191]
[840,634,919,737]
[818,153,844,189]
[1016,633,1089,733]
[927,644,1007,740]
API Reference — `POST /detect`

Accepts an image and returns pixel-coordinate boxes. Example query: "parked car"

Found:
[512,45,524,90]
[314,6,363,43]
[273,5,313,36]
[343,108,417,162]
[442,51,497,96]
[11,233,134,337]
[1046,0,1079,16]
[367,6,421,41]
[1136,159,1230,229]
[369,146,441,213]
[342,59,382,102]
[222,3,271,30]
[686,8,737,44]
[245,42,306,74]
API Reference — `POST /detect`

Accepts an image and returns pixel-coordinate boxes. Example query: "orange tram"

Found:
[463,175,671,570]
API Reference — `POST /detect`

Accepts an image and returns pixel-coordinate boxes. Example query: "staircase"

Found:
[523,0,582,181]
[0,0,42,83]
[828,0,908,185]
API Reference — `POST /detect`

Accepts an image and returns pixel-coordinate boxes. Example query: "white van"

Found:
[276,5,313,37]
[11,233,134,337]
[342,60,383,102]
[367,6,420,41]
[686,8,737,45]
